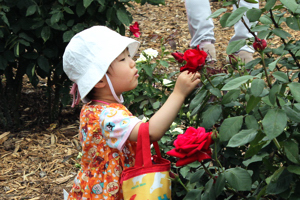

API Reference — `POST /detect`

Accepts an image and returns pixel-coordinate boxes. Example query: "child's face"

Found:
[107,49,139,94]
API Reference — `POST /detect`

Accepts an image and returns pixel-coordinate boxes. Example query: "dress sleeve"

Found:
[99,106,141,150]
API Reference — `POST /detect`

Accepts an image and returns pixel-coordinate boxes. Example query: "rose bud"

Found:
[171,51,185,63]
[169,171,180,182]
[253,37,267,52]
[129,22,140,38]
[227,54,239,67]
[211,130,219,141]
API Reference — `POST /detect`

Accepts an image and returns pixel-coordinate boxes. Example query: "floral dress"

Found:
[67,103,141,200]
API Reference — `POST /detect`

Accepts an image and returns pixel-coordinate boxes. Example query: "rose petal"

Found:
[166,149,186,159]
[175,154,199,167]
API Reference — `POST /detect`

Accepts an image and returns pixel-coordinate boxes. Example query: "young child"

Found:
[63,26,200,200]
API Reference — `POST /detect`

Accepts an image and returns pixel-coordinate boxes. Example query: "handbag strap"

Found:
[134,122,163,168]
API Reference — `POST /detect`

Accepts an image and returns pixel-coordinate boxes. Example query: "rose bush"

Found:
[166,127,213,167]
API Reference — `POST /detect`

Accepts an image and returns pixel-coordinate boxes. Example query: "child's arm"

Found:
[128,71,201,142]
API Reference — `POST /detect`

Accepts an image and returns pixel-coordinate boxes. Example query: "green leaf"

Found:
[64,6,74,14]
[184,189,202,200]
[246,96,261,114]
[220,13,231,27]
[180,166,190,178]
[26,5,37,16]
[272,71,289,83]
[264,0,276,10]
[268,83,281,105]
[41,26,51,43]
[244,0,258,2]
[245,140,268,158]
[213,173,226,197]
[226,7,249,27]
[159,60,169,68]
[251,25,270,32]
[116,9,131,26]
[76,2,85,17]
[226,39,246,55]
[283,105,300,123]
[245,115,258,130]
[268,56,281,71]
[243,153,268,166]
[63,30,75,43]
[0,12,10,26]
[190,169,205,184]
[221,75,253,91]
[227,129,257,147]
[288,82,300,102]
[286,17,300,31]
[83,0,93,8]
[37,56,50,74]
[201,105,222,129]
[279,0,300,13]
[246,8,262,22]
[283,139,300,164]
[266,169,293,195]
[251,79,265,97]
[224,168,252,191]
[152,101,160,110]
[272,28,292,39]
[190,90,207,110]
[209,88,222,98]
[259,15,273,25]
[51,12,62,24]
[221,89,240,104]
[219,116,243,142]
[287,165,300,175]
[207,8,227,19]
[262,108,287,140]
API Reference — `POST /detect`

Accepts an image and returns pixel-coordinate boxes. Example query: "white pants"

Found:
[185,0,259,53]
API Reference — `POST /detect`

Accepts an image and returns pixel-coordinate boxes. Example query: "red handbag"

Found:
[120,122,171,200]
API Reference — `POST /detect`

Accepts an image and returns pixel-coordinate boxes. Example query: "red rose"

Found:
[166,127,213,167]
[180,45,207,73]
[253,37,267,52]
[129,22,140,38]
[171,51,185,63]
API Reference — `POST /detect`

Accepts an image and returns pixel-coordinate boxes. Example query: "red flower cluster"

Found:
[172,45,207,73]
[166,127,213,167]
[129,22,140,38]
[253,37,267,52]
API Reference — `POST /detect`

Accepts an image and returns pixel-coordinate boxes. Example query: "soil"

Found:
[0,0,299,199]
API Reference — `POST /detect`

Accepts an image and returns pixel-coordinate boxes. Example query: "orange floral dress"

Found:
[67,103,141,200]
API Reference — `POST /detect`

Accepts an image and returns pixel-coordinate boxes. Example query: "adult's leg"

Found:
[185,0,216,61]
[231,0,259,63]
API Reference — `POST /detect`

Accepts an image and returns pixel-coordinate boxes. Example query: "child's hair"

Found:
[63,26,140,104]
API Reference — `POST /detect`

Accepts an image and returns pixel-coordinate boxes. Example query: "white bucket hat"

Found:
[63,26,140,105]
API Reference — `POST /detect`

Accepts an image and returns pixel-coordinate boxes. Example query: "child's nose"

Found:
[130,58,136,68]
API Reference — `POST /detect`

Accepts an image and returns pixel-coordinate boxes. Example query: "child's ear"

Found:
[94,80,106,88]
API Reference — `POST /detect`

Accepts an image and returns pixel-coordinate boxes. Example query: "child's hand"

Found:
[173,71,201,98]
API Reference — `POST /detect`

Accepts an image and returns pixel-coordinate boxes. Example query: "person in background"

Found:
[185,0,259,64]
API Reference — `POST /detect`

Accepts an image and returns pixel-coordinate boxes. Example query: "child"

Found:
[63,26,200,200]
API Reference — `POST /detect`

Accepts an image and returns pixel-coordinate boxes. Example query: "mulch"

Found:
[0,0,299,199]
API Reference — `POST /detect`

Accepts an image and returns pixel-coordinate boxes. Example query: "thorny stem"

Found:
[178,176,189,192]
[214,142,224,172]
[203,73,215,88]
[261,53,272,88]
[201,162,215,180]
